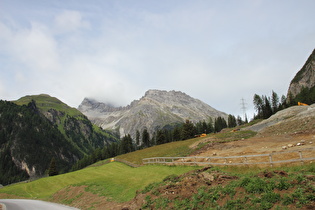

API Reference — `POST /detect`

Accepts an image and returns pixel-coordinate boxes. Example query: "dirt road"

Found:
[0,199,79,210]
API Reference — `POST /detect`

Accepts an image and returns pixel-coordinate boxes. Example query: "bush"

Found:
[261,192,281,203]
[282,194,294,205]
[163,174,180,183]
[244,178,274,193]
[276,178,291,190]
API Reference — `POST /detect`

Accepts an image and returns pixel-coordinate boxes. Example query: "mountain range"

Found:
[1,47,314,186]
[78,89,228,139]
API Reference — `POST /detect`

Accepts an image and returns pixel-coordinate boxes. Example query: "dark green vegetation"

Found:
[289,86,315,106]
[0,95,118,185]
[72,116,247,171]
[0,100,78,185]
[15,94,118,155]
[139,164,315,209]
[253,91,286,120]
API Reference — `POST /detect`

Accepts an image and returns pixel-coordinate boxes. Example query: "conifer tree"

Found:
[172,126,181,141]
[48,157,58,176]
[227,114,237,128]
[135,130,140,147]
[142,128,150,148]
[181,120,196,140]
[214,117,227,132]
[271,90,279,113]
[156,129,166,145]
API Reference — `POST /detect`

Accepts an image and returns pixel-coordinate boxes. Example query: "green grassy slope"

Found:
[116,137,201,165]
[14,94,118,155]
[14,94,82,116]
[0,162,197,202]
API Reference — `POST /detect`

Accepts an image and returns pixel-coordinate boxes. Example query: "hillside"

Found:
[79,89,228,139]
[15,94,118,155]
[245,103,315,135]
[0,95,119,185]
[0,115,314,209]
[0,100,79,185]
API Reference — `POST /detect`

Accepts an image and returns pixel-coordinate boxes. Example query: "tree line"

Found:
[71,115,246,171]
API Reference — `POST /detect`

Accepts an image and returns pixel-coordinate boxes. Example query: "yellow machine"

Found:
[298,102,308,106]
[195,133,207,137]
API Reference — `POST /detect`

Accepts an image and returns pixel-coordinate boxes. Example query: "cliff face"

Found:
[79,90,228,139]
[287,49,315,100]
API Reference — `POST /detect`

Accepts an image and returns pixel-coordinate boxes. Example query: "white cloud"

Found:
[54,10,89,33]
[1,0,315,117]
[2,21,60,74]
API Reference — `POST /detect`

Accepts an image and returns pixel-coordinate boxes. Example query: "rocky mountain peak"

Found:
[78,90,228,139]
[142,89,192,105]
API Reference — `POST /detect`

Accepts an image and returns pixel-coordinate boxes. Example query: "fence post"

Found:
[269,154,273,167]
[299,151,304,165]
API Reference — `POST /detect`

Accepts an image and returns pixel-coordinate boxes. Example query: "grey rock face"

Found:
[287,49,315,99]
[78,90,228,139]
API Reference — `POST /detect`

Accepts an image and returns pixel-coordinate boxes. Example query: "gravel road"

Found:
[0,199,79,210]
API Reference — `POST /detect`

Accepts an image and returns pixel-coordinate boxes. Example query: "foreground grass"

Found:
[0,162,197,202]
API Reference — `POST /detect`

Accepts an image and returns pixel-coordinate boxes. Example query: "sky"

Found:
[1,0,315,119]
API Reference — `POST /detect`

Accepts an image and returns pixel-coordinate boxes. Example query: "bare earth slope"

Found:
[192,104,315,159]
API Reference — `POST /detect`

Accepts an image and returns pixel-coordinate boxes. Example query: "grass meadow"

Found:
[0,162,197,202]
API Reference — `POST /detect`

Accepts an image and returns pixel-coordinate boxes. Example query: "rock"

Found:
[287,144,294,148]
[200,172,215,182]
[282,146,288,150]
[287,48,315,100]
[305,175,315,181]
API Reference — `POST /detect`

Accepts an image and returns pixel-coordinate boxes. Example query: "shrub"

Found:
[141,182,161,193]
[276,178,291,190]
[239,177,251,187]
[282,194,294,205]
[155,197,170,209]
[244,178,274,193]
[163,174,180,183]
[261,192,281,203]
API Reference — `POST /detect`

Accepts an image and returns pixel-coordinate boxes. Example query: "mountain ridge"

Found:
[79,89,228,139]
